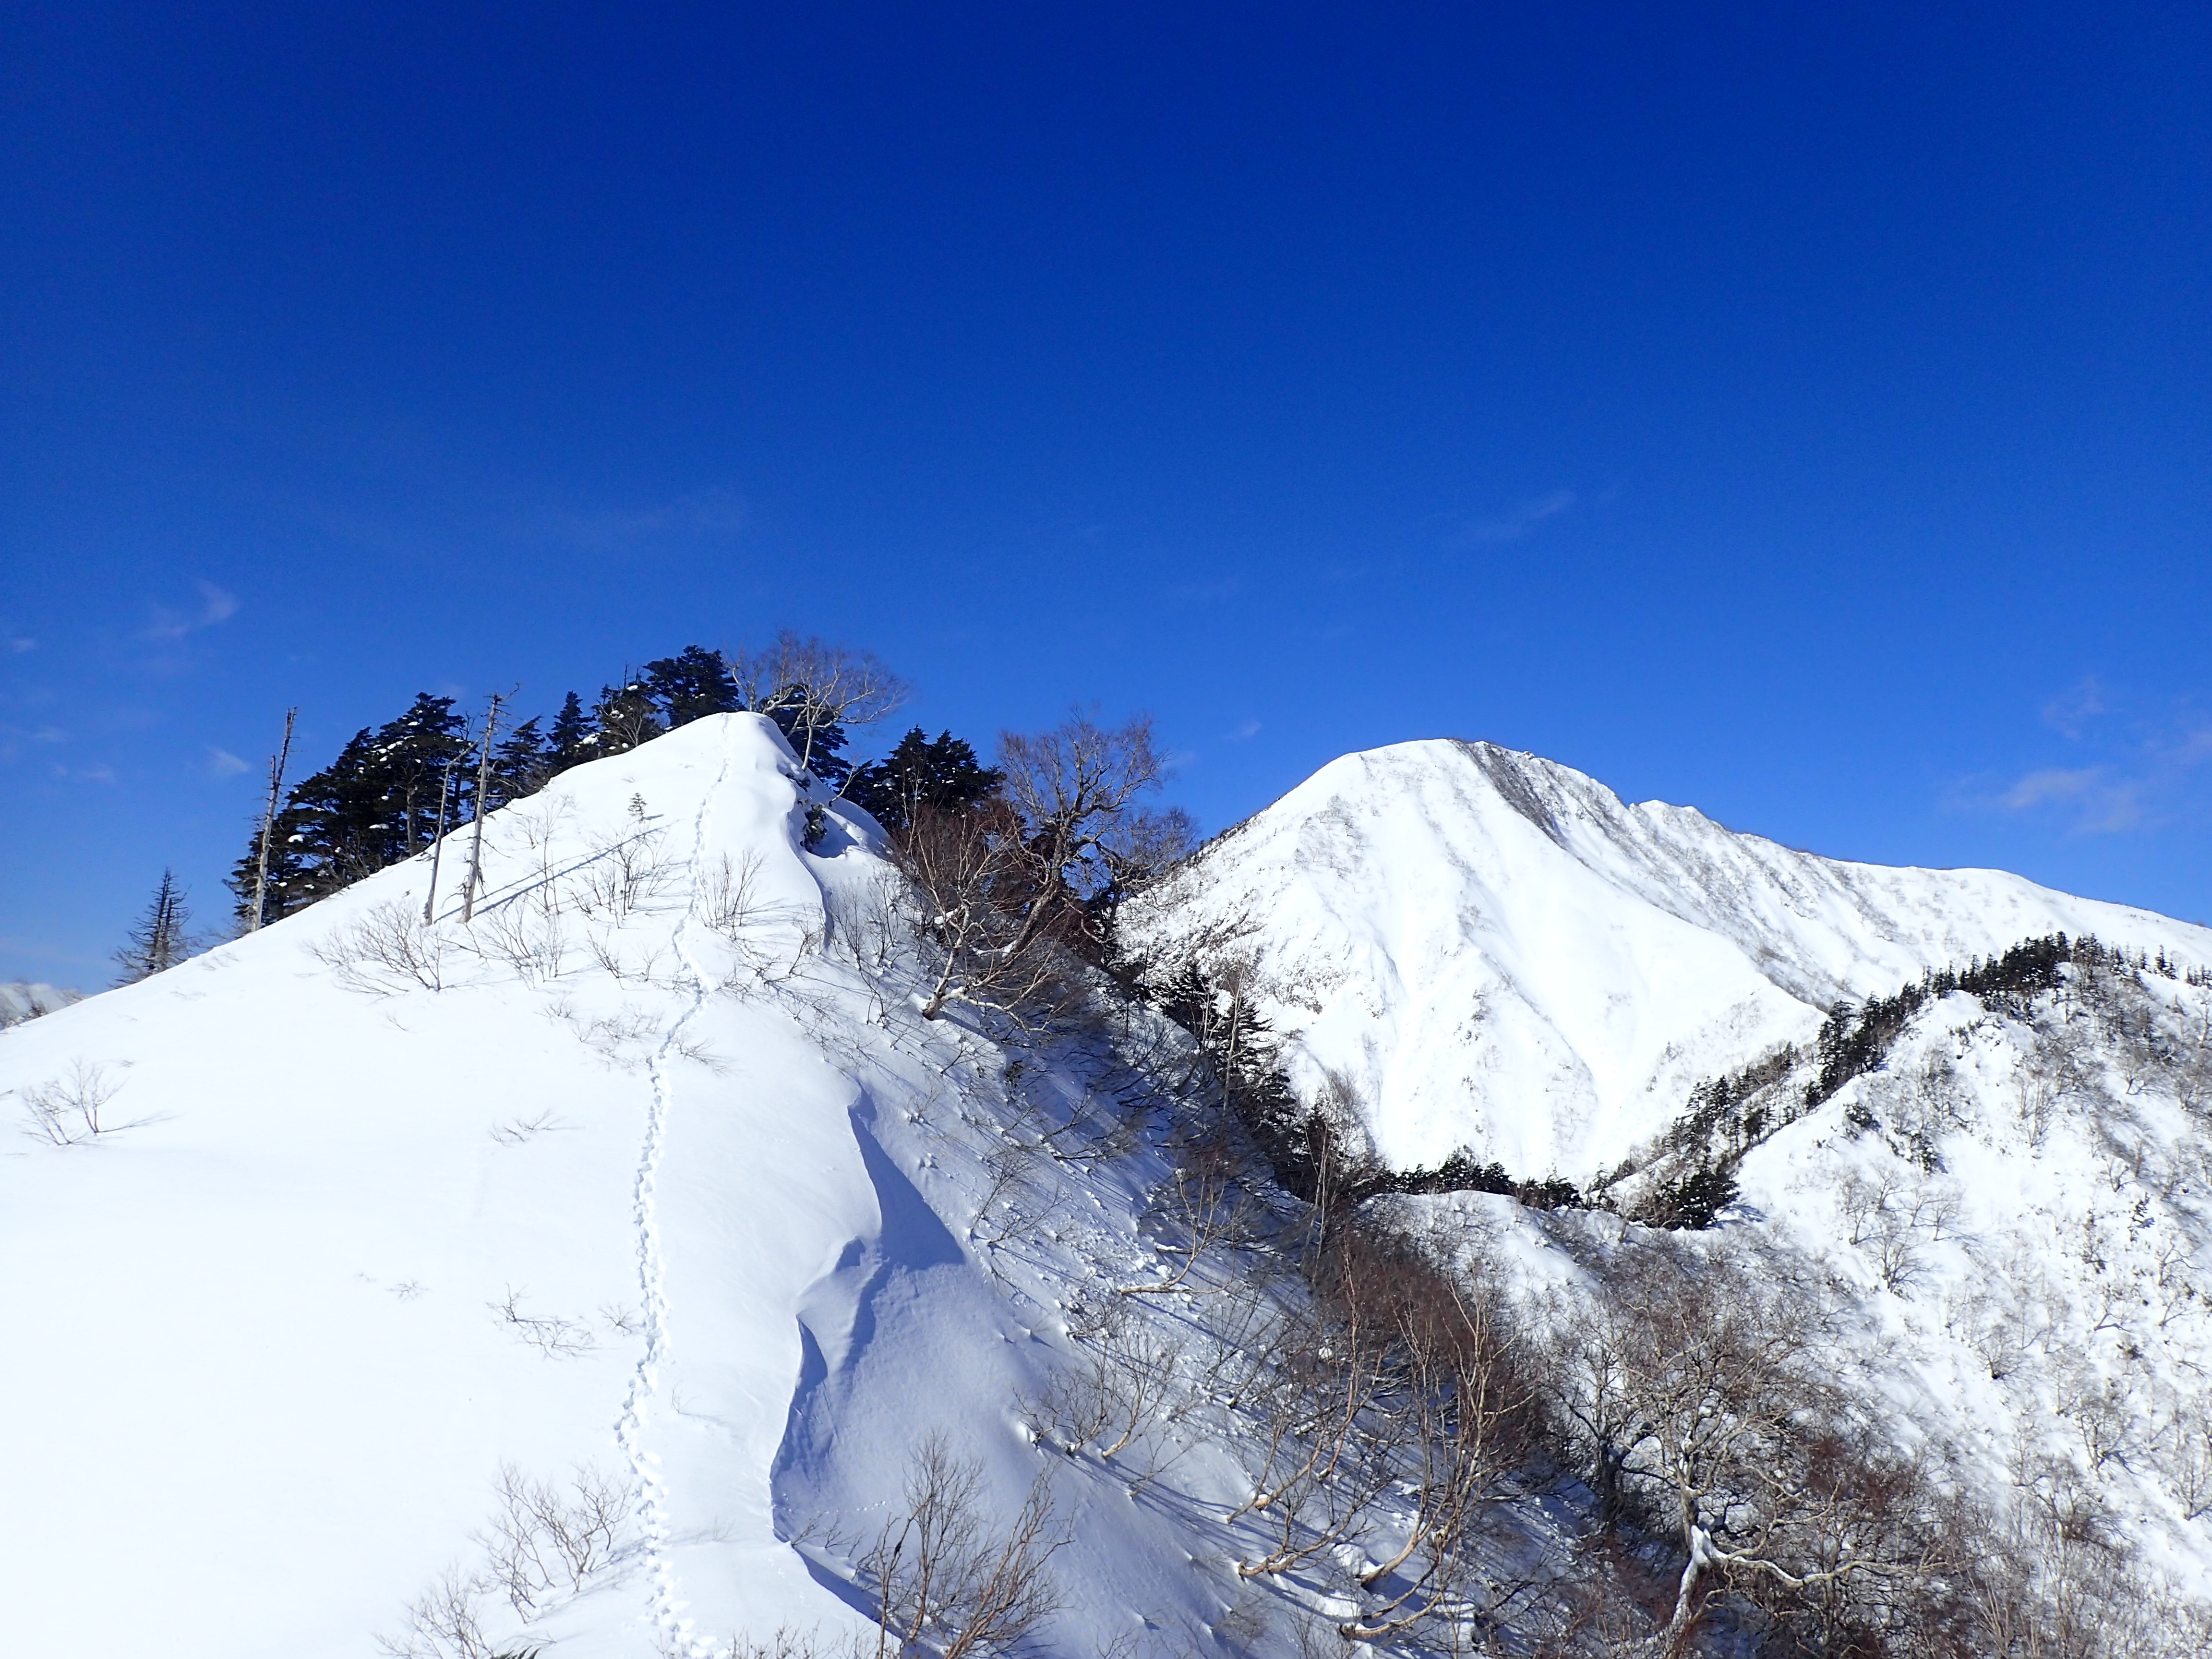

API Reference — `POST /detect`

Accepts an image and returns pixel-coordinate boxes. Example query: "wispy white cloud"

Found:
[0,723,67,763]
[2001,767,2102,809]
[206,747,249,777]
[2042,676,2107,739]
[3,636,31,653]
[1226,719,1262,741]
[145,581,240,642]
[1961,681,2212,836]
[50,761,117,785]
[1997,767,2143,834]
[1455,489,1576,546]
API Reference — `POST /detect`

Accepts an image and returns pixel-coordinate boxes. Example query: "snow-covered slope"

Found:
[11,723,2208,1653]
[1124,739,2212,1180]
[1128,736,2212,1612]
[0,716,1283,1659]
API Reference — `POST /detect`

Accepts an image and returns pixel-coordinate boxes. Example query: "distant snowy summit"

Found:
[0,981,81,1027]
[1124,737,2212,1180]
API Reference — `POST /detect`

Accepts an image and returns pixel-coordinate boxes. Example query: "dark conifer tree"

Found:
[640,645,741,727]
[364,694,472,858]
[588,679,666,757]
[116,869,193,984]
[228,798,315,927]
[546,692,592,773]
[224,693,470,926]
[269,725,390,901]
[487,717,550,808]
[847,727,1004,830]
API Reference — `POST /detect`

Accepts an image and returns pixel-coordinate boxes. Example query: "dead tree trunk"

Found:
[421,752,464,925]
[459,692,505,924]
[247,706,298,932]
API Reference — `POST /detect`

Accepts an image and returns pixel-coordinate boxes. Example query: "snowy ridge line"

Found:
[617,719,735,1656]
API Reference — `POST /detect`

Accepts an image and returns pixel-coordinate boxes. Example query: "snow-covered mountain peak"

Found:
[1127,737,2211,1178]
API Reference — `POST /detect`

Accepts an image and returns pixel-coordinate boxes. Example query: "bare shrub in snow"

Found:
[823,870,904,974]
[1227,1282,1394,1580]
[699,850,776,940]
[475,1461,629,1618]
[569,825,673,920]
[1120,1134,1252,1296]
[1021,1298,1177,1465]
[698,1632,868,1659]
[487,1111,569,1146]
[699,852,822,992]
[464,904,569,985]
[859,1433,1065,1659]
[374,1563,498,1659]
[15,1059,124,1145]
[489,1286,599,1359]
[315,900,454,994]
[1323,1232,1537,1644]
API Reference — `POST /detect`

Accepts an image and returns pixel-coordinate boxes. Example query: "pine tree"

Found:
[587,679,666,757]
[546,692,591,774]
[363,694,473,858]
[640,645,742,727]
[116,869,192,984]
[224,692,472,926]
[848,727,1003,830]
[487,716,550,808]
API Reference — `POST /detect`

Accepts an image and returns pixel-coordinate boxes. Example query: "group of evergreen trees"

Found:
[225,692,543,927]
[205,642,1001,933]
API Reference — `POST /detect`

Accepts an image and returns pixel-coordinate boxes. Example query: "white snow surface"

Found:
[10,722,2211,1652]
[1128,736,2212,1605]
[0,716,1268,1659]
[1123,739,2212,1180]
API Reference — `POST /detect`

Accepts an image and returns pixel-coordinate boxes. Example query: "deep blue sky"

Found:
[4,3,2208,983]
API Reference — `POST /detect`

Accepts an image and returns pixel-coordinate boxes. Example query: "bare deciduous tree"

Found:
[315,900,454,994]
[475,1461,629,1618]
[1542,1250,1960,1658]
[894,712,1190,1021]
[860,1434,1065,1659]
[15,1059,125,1146]
[725,632,910,778]
[459,691,508,925]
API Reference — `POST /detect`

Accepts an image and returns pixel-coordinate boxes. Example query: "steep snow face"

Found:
[1390,965,2212,1603]
[1124,740,2212,1179]
[0,715,1254,1659]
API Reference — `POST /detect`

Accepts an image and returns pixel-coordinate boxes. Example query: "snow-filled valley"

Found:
[6,720,2212,1657]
